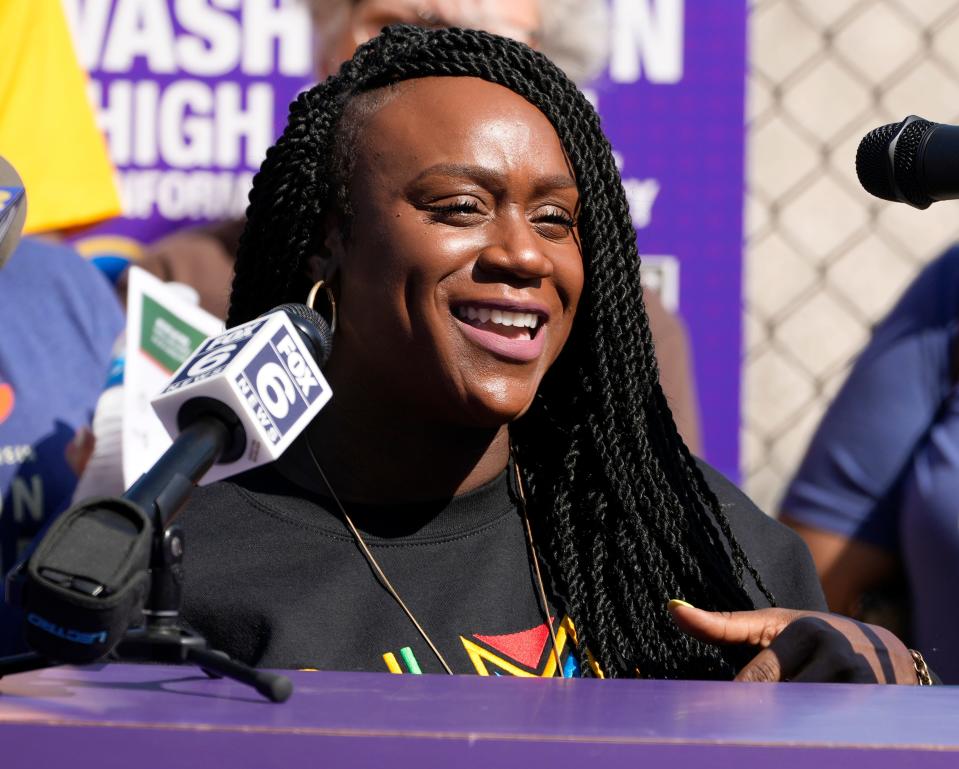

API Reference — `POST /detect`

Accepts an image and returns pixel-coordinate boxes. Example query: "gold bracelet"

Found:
[909,649,933,686]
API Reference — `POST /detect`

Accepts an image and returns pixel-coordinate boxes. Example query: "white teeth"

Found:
[455,306,541,329]
[499,311,536,328]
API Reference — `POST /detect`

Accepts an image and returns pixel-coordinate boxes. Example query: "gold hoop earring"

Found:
[306,280,338,335]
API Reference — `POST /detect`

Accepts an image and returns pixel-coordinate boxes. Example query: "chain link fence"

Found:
[744,0,959,512]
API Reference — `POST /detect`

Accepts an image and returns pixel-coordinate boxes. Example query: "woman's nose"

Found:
[475,217,554,281]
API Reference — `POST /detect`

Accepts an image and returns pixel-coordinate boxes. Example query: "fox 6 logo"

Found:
[236,329,321,443]
[187,344,237,378]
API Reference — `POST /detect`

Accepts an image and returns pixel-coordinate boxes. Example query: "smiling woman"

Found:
[316,76,586,441]
[177,25,924,684]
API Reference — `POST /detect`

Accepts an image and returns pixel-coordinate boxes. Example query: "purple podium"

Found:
[1,665,957,767]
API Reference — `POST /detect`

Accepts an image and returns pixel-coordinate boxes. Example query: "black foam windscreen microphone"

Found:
[856,115,959,209]
[13,304,334,664]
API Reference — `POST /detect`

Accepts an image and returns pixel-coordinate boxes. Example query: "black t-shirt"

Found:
[177,462,826,676]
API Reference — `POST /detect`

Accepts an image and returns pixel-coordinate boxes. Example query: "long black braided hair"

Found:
[228,24,774,679]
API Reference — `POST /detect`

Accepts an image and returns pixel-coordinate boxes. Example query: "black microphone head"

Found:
[22,497,152,664]
[890,117,935,209]
[271,303,334,367]
[856,121,901,202]
[856,116,936,209]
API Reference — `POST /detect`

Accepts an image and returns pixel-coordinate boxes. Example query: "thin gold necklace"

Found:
[304,436,563,676]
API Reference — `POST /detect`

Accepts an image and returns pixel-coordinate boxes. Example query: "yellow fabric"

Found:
[0,0,121,233]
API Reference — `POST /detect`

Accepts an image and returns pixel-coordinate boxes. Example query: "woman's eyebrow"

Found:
[531,174,580,195]
[410,163,577,192]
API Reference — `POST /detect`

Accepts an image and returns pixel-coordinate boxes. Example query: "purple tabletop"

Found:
[1,665,957,768]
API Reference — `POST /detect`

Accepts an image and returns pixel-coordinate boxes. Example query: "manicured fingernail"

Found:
[668,599,695,610]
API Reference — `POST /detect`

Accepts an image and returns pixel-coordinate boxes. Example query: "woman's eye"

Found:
[426,199,484,221]
[534,207,576,236]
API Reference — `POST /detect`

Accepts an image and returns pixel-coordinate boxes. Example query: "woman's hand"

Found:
[667,600,918,684]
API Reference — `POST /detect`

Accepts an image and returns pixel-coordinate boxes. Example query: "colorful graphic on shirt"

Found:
[463,615,583,677]
[380,616,603,678]
[382,646,423,675]
[0,383,14,424]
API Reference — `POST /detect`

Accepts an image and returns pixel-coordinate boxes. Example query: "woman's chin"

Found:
[459,386,538,428]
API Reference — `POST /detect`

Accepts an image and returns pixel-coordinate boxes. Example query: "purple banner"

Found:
[593,1,746,480]
[68,0,746,480]
[63,0,314,253]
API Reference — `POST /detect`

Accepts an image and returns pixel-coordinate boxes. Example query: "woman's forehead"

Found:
[349,77,571,177]
[355,77,549,130]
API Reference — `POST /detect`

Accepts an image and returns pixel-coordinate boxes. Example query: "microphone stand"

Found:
[0,415,293,703]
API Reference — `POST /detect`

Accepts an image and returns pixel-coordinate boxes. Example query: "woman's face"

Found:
[325,76,584,427]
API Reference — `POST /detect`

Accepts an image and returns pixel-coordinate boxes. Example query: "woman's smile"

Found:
[451,300,549,362]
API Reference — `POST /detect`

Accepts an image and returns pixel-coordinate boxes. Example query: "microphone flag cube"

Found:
[151,311,332,484]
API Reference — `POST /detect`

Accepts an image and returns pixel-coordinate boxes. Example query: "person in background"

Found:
[0,158,124,655]
[781,248,959,683]
[129,0,703,454]
[307,0,608,83]
[0,0,124,654]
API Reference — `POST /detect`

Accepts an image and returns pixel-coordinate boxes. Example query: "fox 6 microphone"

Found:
[856,115,959,209]
[151,303,333,485]
[13,304,333,665]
